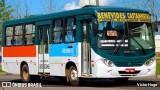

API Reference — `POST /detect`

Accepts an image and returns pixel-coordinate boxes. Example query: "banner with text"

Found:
[97,12,150,22]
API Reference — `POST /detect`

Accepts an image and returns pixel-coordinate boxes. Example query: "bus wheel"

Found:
[68,66,79,86]
[21,65,30,83]
[113,78,128,84]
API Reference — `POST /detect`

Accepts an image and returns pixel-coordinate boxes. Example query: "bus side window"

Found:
[5,27,13,46]
[14,25,23,45]
[64,18,76,42]
[53,19,63,43]
[25,24,35,45]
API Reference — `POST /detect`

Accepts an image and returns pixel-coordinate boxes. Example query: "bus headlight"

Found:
[101,58,114,67]
[144,58,155,66]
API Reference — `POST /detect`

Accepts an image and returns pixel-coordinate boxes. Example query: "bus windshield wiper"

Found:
[114,35,126,54]
[129,29,146,55]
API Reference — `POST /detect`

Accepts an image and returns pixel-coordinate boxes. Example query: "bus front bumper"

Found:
[93,59,156,78]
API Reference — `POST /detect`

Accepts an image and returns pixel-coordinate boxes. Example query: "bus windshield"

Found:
[96,21,154,51]
[129,22,154,50]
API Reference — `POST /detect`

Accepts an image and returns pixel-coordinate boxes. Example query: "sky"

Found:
[6,0,160,20]
[6,0,122,14]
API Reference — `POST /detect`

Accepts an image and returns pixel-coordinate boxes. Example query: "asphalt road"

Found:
[0,74,160,90]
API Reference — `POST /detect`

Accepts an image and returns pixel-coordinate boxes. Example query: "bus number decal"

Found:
[49,43,78,57]
[62,48,73,54]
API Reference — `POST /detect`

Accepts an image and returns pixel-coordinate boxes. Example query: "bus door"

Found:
[81,20,92,75]
[38,25,50,74]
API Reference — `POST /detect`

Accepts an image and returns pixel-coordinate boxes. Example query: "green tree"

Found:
[0,0,13,48]
[0,0,13,34]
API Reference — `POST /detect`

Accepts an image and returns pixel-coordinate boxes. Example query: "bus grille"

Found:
[118,71,140,74]
[118,71,140,76]
[114,62,143,67]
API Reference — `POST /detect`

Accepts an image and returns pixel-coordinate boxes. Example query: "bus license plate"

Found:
[125,68,135,73]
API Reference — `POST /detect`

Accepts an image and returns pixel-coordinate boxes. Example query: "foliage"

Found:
[0,65,4,73]
[0,0,13,21]
[156,60,160,75]
[0,0,13,36]
[156,53,160,75]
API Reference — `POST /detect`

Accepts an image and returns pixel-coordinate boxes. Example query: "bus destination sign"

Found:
[97,39,129,49]
[97,12,150,22]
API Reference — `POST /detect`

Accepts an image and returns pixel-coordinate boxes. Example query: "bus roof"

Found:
[3,5,149,26]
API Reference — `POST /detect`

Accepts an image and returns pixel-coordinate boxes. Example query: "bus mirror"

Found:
[93,19,98,32]
[94,26,98,32]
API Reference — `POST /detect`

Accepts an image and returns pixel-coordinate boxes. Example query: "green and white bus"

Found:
[2,5,156,86]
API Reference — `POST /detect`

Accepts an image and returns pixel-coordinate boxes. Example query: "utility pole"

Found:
[151,0,155,22]
[96,0,99,6]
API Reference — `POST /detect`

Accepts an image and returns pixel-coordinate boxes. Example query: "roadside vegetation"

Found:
[0,65,4,74]
[157,61,160,75]
[156,52,160,75]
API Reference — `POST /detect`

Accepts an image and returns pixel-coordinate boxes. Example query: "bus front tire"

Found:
[67,66,79,86]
